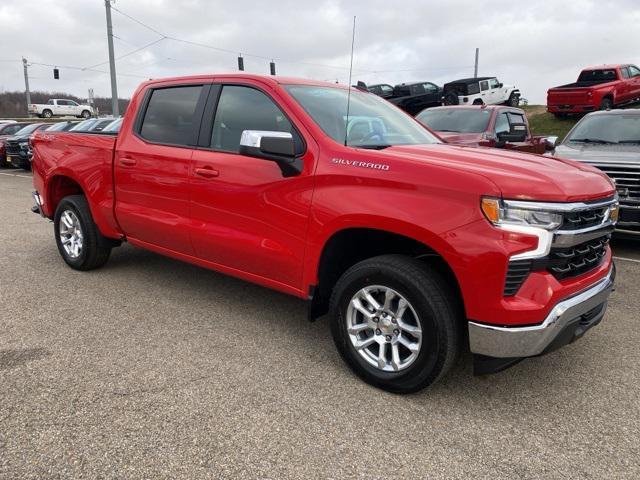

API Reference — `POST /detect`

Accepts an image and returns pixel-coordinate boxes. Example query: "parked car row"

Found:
[367,76,520,115]
[0,117,121,170]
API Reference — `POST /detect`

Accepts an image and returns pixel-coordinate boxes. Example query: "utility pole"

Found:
[474,48,479,78]
[22,57,31,116]
[104,0,119,116]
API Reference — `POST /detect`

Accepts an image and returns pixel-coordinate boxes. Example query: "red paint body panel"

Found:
[31,74,615,328]
[547,65,640,113]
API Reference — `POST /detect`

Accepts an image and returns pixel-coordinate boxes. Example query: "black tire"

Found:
[508,92,520,107]
[599,97,613,110]
[472,99,484,105]
[81,110,91,119]
[54,195,111,271]
[329,255,460,393]
[443,92,459,105]
[42,109,53,118]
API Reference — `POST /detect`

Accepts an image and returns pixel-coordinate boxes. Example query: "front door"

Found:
[189,83,316,290]
[114,83,209,254]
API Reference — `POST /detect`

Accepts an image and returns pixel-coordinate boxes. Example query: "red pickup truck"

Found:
[31,74,618,393]
[547,64,640,116]
[415,105,554,154]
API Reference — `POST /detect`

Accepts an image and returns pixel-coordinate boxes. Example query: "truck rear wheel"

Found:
[599,97,613,110]
[329,255,460,393]
[54,195,111,271]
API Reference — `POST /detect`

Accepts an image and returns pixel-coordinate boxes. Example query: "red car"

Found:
[415,105,554,154]
[31,74,617,393]
[547,64,640,116]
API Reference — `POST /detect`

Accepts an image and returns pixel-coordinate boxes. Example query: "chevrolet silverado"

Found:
[31,74,618,393]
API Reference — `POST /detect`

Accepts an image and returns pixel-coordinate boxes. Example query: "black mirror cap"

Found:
[239,136,302,177]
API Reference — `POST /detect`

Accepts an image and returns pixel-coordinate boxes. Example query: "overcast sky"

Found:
[1,0,639,104]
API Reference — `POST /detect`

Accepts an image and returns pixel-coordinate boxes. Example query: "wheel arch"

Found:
[307,223,465,322]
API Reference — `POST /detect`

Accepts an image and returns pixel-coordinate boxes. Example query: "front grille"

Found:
[594,164,640,199]
[5,141,21,155]
[561,207,608,230]
[504,260,532,296]
[547,236,609,280]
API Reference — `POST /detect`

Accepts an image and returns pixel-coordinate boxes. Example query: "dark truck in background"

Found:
[547,64,640,117]
[368,82,442,115]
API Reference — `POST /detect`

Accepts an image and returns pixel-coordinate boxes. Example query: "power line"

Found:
[82,36,166,70]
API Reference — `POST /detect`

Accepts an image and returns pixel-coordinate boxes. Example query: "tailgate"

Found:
[547,88,592,105]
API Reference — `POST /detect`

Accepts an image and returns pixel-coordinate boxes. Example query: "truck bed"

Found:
[32,130,119,236]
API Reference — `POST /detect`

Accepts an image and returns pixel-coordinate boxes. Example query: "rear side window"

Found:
[139,85,203,146]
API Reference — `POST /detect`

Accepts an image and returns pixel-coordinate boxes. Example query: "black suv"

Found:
[369,82,443,116]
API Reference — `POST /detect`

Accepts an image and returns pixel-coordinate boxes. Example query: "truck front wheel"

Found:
[81,110,91,119]
[329,255,460,393]
[42,109,53,118]
[54,195,111,271]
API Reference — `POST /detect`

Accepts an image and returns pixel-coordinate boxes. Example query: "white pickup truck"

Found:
[28,99,94,119]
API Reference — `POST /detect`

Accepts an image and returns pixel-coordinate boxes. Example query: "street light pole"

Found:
[22,57,31,116]
[104,0,119,116]
[474,48,479,78]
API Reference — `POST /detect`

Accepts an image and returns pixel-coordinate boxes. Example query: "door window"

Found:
[621,68,630,79]
[422,83,439,93]
[380,85,394,95]
[139,85,203,146]
[489,78,500,89]
[210,85,298,153]
[495,112,510,134]
[629,66,640,77]
[410,84,425,95]
[480,81,489,91]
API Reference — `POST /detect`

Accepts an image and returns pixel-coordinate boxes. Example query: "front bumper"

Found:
[468,265,615,359]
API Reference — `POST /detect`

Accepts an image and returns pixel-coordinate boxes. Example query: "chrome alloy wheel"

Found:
[59,210,83,259]
[346,285,423,372]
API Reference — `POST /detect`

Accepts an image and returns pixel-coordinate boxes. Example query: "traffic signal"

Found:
[270,61,276,76]
[53,68,59,80]
[238,56,244,71]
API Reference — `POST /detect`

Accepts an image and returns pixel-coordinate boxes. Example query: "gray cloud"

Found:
[1,0,639,103]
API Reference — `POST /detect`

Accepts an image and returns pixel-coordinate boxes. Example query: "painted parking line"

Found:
[613,256,640,264]
[0,172,32,178]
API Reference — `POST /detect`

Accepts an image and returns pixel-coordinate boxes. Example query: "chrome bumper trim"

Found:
[468,267,614,358]
[32,191,46,218]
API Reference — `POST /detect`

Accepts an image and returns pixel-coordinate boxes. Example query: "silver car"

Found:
[554,109,640,236]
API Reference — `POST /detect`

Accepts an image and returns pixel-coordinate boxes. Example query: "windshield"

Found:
[46,122,70,132]
[70,119,98,131]
[285,85,440,148]
[416,108,492,133]
[564,114,640,144]
[102,118,122,133]
[14,123,42,136]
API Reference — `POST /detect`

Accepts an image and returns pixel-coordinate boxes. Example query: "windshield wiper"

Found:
[356,144,393,150]
[569,138,616,144]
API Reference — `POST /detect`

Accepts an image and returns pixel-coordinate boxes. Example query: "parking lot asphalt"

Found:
[1,170,639,479]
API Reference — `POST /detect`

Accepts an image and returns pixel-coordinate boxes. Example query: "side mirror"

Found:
[497,123,528,144]
[498,83,503,88]
[544,136,558,151]
[239,130,302,177]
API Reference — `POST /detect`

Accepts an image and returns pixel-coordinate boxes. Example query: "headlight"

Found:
[481,197,562,231]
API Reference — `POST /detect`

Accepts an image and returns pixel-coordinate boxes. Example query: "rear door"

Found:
[188,81,316,290]
[114,82,209,254]
[628,66,640,99]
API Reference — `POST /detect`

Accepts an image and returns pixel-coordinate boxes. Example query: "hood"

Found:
[373,143,615,202]
[436,132,483,145]
[554,143,640,165]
